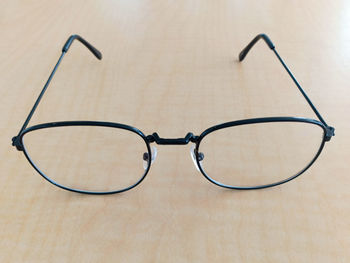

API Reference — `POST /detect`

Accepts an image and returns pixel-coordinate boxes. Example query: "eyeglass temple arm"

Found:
[62,35,102,60]
[13,35,102,142]
[238,34,334,139]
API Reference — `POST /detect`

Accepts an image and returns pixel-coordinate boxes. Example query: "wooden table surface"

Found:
[1,1,349,262]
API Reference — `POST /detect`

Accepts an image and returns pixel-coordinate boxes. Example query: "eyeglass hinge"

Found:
[12,136,23,151]
[325,126,335,142]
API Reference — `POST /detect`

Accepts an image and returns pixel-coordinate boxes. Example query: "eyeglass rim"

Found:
[195,116,327,190]
[19,121,153,195]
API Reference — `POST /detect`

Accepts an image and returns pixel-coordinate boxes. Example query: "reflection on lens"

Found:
[22,125,149,193]
[198,121,324,188]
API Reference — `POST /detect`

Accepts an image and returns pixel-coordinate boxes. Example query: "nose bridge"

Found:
[146,132,198,145]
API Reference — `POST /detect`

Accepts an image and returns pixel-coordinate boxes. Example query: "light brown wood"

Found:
[1,0,349,262]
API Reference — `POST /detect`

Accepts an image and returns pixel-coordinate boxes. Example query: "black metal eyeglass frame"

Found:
[12,34,335,194]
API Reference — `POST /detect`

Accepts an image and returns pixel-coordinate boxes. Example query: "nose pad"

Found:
[190,145,204,172]
[143,146,158,170]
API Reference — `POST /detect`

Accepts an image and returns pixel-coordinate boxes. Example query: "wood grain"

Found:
[0,0,349,262]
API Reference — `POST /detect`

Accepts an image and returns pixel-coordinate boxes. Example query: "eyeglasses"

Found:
[12,34,335,195]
